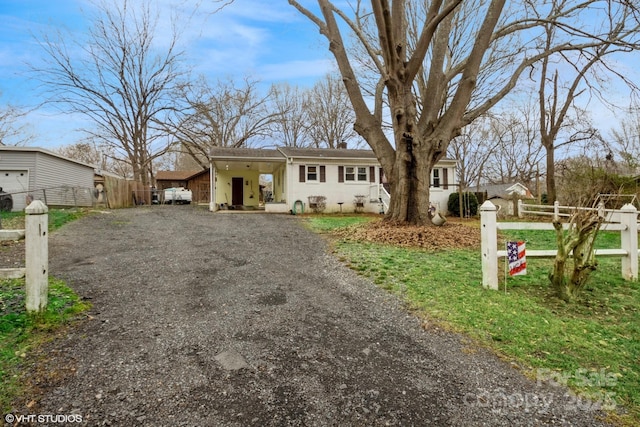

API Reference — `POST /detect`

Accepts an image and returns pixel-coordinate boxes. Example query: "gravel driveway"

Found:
[12,206,612,426]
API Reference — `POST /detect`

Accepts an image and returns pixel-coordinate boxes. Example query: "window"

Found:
[432,168,440,188]
[345,166,355,181]
[299,165,325,183]
[344,166,367,182]
[307,165,318,181]
[357,167,367,181]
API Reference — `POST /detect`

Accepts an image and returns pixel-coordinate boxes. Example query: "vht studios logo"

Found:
[4,413,83,424]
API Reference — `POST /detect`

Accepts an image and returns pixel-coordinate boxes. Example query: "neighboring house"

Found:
[468,182,534,216]
[156,169,211,205]
[0,146,96,211]
[155,170,200,191]
[208,147,458,214]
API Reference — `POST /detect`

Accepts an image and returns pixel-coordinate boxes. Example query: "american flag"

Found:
[507,241,527,276]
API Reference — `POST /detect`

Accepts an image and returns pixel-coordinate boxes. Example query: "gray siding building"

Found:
[0,147,96,211]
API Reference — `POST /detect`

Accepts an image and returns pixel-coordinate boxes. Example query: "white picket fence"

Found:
[0,200,49,312]
[480,200,638,290]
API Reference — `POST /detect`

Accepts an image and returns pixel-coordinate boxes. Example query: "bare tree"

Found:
[609,106,640,174]
[482,102,545,187]
[56,142,103,166]
[0,98,32,146]
[33,0,192,187]
[289,0,640,225]
[305,74,358,148]
[533,0,637,203]
[56,140,133,177]
[169,76,279,167]
[270,82,311,148]
[448,115,500,192]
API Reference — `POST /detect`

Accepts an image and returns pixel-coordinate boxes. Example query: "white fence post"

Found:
[619,203,638,281]
[25,200,49,312]
[480,200,498,290]
[517,199,524,218]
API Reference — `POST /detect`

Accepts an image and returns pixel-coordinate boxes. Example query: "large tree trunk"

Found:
[387,134,442,224]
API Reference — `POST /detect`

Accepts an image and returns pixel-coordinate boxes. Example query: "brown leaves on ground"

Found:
[333,219,481,250]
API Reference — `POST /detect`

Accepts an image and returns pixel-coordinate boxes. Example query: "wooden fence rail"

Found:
[480,200,638,290]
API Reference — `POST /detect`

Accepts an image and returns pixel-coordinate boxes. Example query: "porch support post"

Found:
[209,161,216,212]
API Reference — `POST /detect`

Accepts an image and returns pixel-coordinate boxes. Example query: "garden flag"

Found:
[507,241,527,276]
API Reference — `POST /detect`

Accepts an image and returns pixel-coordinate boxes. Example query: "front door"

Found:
[232,177,244,206]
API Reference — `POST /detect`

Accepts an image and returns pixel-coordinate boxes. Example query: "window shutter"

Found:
[369,166,375,183]
[379,168,384,184]
[443,168,449,189]
[299,165,305,183]
[320,165,326,182]
[338,166,344,183]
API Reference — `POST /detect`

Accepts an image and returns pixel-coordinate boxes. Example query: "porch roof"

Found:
[277,147,377,161]
[209,147,285,173]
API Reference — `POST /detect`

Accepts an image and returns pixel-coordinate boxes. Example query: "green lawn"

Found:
[0,208,91,412]
[0,277,90,412]
[1,208,88,231]
[306,216,640,426]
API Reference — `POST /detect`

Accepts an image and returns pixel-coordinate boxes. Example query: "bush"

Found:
[447,192,479,217]
[307,195,327,213]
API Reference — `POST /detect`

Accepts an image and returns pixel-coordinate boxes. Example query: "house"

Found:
[208,147,458,214]
[468,182,534,216]
[0,146,96,211]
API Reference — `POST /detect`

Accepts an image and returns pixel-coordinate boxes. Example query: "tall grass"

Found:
[0,278,90,412]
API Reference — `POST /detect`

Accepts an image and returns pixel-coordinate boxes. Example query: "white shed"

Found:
[0,147,96,211]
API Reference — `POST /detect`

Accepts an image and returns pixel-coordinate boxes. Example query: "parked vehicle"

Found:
[164,187,192,204]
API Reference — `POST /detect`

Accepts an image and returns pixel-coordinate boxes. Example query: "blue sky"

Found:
[1,1,638,151]
[0,0,335,149]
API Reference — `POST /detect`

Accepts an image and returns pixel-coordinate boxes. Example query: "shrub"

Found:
[447,192,479,217]
[308,195,327,213]
[354,195,367,213]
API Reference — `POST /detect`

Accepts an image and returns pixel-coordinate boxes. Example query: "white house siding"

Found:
[208,147,459,215]
[429,163,458,214]
[286,161,383,213]
[0,148,95,211]
[271,165,286,203]
[287,161,457,215]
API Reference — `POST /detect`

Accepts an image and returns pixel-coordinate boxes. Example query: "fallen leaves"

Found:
[332,219,481,250]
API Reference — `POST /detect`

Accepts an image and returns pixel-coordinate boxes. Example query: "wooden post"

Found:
[620,203,638,281]
[480,200,498,290]
[25,200,49,313]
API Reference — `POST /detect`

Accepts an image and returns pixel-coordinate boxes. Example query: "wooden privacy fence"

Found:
[480,200,639,290]
[102,176,145,208]
[0,200,49,312]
